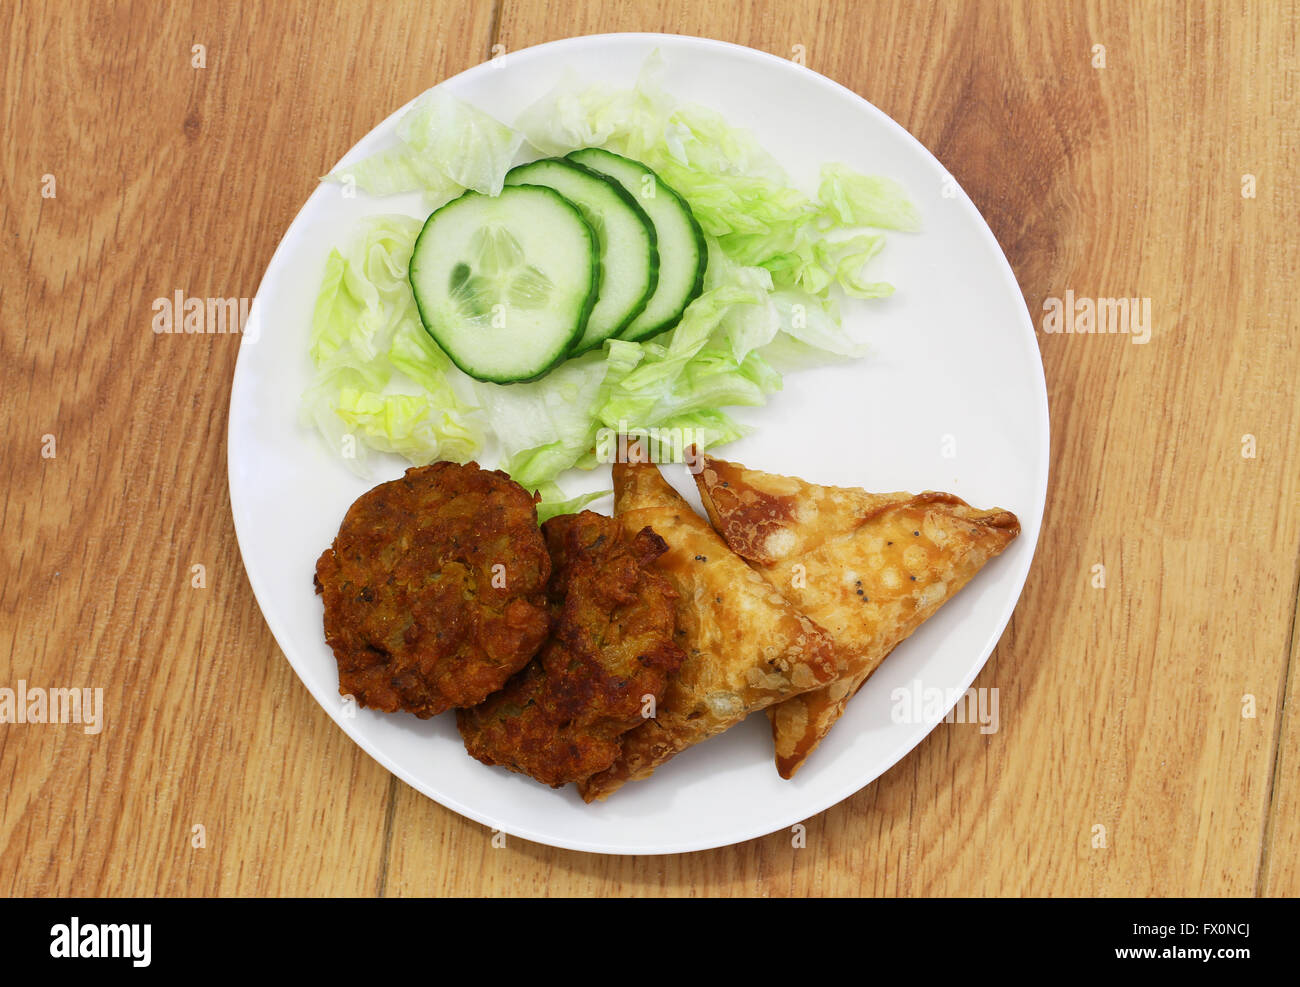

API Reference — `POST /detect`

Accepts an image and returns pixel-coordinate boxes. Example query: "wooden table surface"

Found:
[3,0,1297,897]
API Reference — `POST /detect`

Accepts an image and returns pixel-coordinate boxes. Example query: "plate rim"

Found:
[228,31,1050,855]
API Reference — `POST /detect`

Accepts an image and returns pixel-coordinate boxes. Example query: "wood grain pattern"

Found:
[2,0,1296,897]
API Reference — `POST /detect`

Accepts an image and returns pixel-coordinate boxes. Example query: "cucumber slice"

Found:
[409,185,598,383]
[566,148,707,342]
[504,158,659,354]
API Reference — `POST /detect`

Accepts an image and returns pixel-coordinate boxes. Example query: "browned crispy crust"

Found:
[695,454,1020,778]
[457,511,685,787]
[695,457,910,565]
[314,462,552,718]
[577,460,840,802]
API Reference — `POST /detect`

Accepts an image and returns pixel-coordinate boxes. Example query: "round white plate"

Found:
[228,33,1048,855]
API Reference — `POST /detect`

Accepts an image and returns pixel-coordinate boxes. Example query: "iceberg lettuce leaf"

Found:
[325,89,524,201]
[817,162,921,232]
[532,483,612,524]
[300,215,482,474]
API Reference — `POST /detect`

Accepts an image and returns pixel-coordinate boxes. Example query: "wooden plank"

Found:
[1262,583,1300,897]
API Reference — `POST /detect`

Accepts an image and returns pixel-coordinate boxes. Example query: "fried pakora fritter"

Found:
[314,462,551,718]
[457,511,684,787]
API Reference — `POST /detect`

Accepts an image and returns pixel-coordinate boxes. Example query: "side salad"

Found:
[301,54,919,511]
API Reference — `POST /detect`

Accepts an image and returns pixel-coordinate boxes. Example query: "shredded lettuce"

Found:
[767,289,870,358]
[325,89,524,202]
[533,484,611,524]
[300,215,481,473]
[596,277,778,428]
[305,60,917,512]
[817,163,922,232]
[472,350,611,490]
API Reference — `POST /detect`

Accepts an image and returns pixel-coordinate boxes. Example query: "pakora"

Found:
[458,511,684,787]
[314,462,552,718]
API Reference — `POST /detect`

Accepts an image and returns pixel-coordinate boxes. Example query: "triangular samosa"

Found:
[577,459,840,802]
[694,454,1020,779]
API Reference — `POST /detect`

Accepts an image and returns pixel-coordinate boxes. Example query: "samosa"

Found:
[578,458,840,802]
[694,454,1020,779]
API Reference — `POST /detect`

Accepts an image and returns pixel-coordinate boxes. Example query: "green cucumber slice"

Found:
[408,185,598,383]
[566,148,707,342]
[504,158,659,354]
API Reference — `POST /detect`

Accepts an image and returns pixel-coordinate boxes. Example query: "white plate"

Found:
[228,33,1048,855]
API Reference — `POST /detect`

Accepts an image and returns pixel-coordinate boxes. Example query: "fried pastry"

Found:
[694,455,1020,778]
[577,459,840,802]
